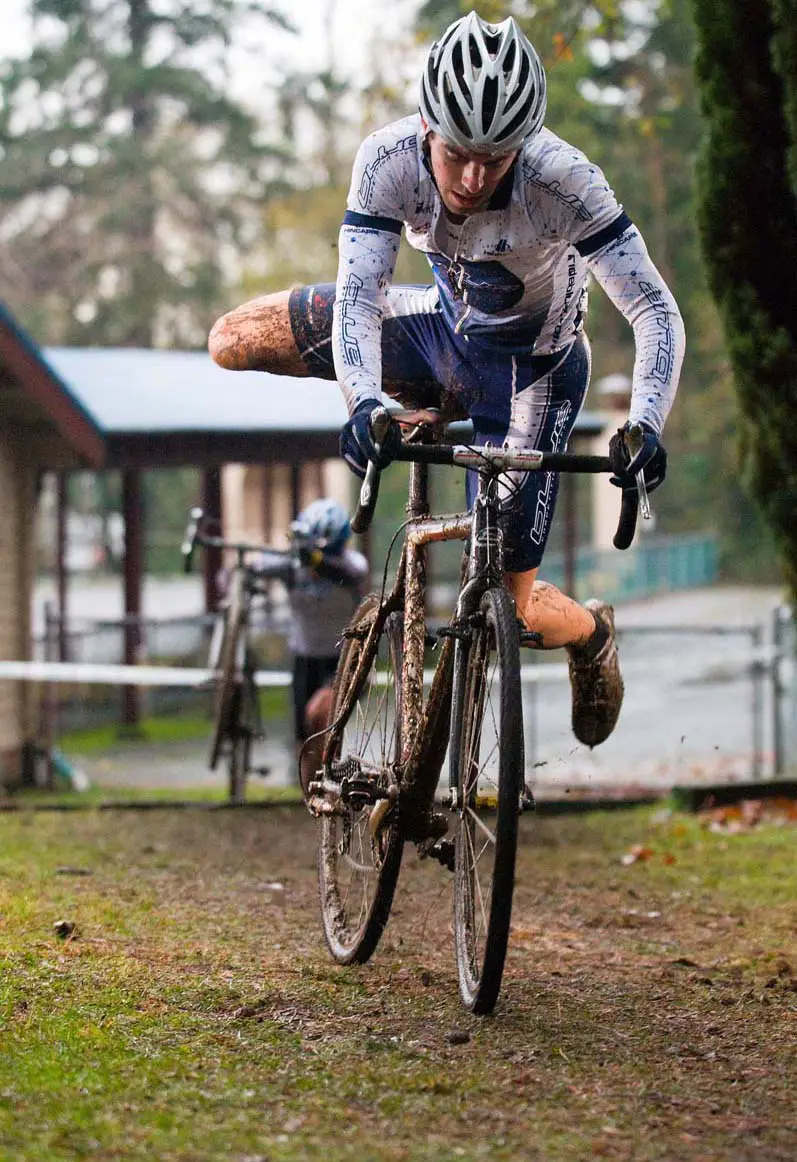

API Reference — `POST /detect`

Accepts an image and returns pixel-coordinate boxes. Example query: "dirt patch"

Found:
[1,803,795,1160]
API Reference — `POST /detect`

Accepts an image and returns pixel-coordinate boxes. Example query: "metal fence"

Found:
[31,598,794,796]
[541,532,719,604]
[520,607,793,796]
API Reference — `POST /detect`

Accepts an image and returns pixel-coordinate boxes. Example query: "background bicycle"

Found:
[308,408,640,1013]
[181,508,284,803]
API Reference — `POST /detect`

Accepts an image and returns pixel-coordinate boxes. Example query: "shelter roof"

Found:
[0,304,105,468]
[42,346,607,469]
[44,347,348,467]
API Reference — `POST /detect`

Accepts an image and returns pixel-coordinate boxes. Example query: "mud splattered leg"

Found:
[208,290,309,375]
[505,569,596,650]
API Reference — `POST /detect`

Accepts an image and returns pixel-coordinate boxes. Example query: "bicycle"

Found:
[306,407,641,1014]
[182,508,289,804]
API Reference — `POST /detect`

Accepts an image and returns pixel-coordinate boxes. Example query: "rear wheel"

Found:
[208,570,246,775]
[227,726,251,804]
[450,586,523,1014]
[318,594,404,964]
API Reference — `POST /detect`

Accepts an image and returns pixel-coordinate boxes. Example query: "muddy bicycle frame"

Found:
[318,410,638,839]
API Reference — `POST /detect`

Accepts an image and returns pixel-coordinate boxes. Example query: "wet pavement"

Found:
[67,584,791,801]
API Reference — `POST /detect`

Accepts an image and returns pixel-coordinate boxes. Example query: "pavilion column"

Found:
[290,462,301,520]
[121,469,143,730]
[311,460,324,498]
[202,466,223,613]
[261,464,272,542]
[55,472,69,661]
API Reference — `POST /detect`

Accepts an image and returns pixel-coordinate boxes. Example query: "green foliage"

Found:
[0,0,291,347]
[692,0,797,596]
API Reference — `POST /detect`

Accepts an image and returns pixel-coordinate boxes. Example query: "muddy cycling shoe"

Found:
[566,599,624,748]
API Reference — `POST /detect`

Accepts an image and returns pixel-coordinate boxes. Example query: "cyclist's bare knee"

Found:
[208,289,309,375]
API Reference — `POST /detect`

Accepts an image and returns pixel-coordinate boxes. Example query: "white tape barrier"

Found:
[0,659,570,688]
[0,661,291,688]
[0,646,778,690]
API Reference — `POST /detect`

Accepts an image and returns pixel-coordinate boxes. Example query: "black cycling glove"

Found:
[339,399,402,479]
[609,421,667,493]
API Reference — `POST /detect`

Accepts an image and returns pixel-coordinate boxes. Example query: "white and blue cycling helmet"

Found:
[419,12,547,156]
[291,498,351,554]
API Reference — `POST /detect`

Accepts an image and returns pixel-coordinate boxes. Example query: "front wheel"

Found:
[226,670,258,804]
[227,724,251,805]
[208,571,247,775]
[450,586,523,1014]
[317,594,404,965]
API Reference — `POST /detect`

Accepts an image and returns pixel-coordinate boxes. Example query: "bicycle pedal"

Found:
[436,625,471,643]
[407,810,449,844]
[519,629,543,647]
[423,839,455,872]
[520,785,536,812]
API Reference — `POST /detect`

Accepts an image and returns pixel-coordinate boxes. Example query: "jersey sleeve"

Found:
[585,222,685,434]
[333,131,413,414]
[529,147,685,433]
[252,549,294,586]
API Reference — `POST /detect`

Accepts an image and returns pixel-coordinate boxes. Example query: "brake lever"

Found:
[625,424,652,521]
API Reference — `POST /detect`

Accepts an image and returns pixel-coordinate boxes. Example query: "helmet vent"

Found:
[482,76,499,135]
[419,12,547,155]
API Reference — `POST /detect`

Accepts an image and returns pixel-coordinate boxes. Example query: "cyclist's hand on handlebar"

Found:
[609,420,667,494]
[339,399,402,479]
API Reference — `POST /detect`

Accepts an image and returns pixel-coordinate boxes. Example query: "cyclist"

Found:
[209,11,685,748]
[252,498,368,791]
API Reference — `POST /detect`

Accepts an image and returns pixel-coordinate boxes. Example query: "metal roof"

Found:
[44,347,348,434]
[40,346,607,469]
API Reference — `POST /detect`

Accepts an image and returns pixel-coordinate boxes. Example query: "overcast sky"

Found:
[4,0,420,81]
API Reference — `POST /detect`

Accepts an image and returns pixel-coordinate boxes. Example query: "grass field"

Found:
[1,800,796,1160]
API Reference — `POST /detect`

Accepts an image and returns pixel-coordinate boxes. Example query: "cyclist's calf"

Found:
[505,570,595,650]
[299,685,335,799]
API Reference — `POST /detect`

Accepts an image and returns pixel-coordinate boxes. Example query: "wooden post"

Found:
[121,469,143,731]
[202,467,223,613]
[55,473,69,661]
[290,461,301,520]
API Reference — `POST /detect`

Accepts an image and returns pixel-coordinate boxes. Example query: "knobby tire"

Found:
[318,593,404,965]
[208,571,248,801]
[450,586,523,1014]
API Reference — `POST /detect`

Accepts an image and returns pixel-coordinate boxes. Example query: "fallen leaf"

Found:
[621,844,654,865]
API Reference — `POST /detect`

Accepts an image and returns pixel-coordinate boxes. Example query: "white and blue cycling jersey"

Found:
[330,113,684,437]
[287,113,684,571]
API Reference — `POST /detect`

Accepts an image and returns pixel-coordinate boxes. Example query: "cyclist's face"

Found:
[427,132,517,217]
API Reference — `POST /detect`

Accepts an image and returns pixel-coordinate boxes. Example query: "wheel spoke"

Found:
[464,803,497,846]
[318,599,403,965]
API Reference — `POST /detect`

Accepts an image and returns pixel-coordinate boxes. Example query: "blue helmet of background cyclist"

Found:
[291,498,351,555]
[419,11,547,156]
